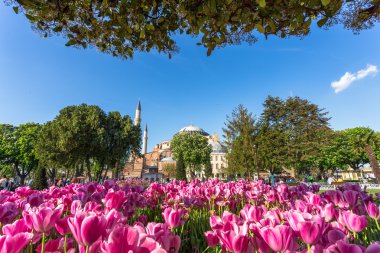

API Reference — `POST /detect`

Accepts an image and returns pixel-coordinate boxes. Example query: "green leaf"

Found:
[13,6,19,14]
[321,0,330,6]
[255,23,265,33]
[139,30,145,39]
[317,17,328,27]
[256,0,266,8]
[65,39,76,46]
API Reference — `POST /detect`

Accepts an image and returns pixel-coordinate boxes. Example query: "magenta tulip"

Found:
[204,231,219,248]
[259,225,294,252]
[298,221,322,245]
[365,243,380,253]
[365,202,380,220]
[0,233,33,253]
[68,212,106,247]
[101,225,162,253]
[27,205,63,233]
[240,204,266,223]
[342,211,368,233]
[162,207,186,229]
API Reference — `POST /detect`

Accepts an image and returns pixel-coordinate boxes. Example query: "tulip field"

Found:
[1,179,380,253]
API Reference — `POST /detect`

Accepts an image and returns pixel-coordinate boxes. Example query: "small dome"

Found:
[161,157,175,162]
[178,124,209,136]
[208,139,226,153]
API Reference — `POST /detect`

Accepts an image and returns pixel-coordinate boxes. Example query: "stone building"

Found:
[123,102,227,180]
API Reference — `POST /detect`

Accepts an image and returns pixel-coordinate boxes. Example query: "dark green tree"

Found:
[0,123,41,185]
[345,127,380,181]
[258,96,332,176]
[5,0,379,59]
[100,112,141,180]
[223,105,257,177]
[31,166,48,190]
[171,133,212,178]
[204,160,213,179]
[175,153,186,181]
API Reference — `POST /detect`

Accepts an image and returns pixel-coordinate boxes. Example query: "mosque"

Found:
[123,101,228,181]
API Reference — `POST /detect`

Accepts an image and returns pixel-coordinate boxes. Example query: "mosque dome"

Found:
[178,124,209,136]
[208,139,226,153]
[161,157,175,162]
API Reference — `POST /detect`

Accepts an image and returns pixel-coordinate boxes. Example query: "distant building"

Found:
[123,102,227,180]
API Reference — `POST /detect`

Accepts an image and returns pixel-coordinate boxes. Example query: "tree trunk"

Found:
[86,158,92,182]
[364,144,380,183]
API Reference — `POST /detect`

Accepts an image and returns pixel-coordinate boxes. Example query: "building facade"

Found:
[123,102,227,180]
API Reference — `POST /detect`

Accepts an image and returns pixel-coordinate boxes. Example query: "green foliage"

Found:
[344,127,380,180]
[35,104,141,181]
[223,104,257,176]
[171,133,211,177]
[204,160,213,179]
[259,96,332,174]
[175,154,186,180]
[4,0,379,59]
[31,166,48,190]
[0,123,41,184]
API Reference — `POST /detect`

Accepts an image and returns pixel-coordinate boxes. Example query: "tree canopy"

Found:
[0,123,41,184]
[4,0,379,58]
[171,132,212,177]
[223,104,257,177]
[34,104,141,181]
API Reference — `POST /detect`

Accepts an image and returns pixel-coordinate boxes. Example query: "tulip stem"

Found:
[41,233,46,253]
[202,246,209,253]
[375,219,380,230]
[307,244,311,253]
[64,235,67,253]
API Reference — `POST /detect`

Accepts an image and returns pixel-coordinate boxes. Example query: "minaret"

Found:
[134,100,141,126]
[142,124,148,155]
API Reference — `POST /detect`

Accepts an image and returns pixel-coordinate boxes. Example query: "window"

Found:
[216,164,219,170]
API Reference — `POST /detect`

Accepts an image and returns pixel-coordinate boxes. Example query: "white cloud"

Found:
[331,64,378,93]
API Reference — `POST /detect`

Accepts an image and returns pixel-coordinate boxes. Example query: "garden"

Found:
[1,178,380,253]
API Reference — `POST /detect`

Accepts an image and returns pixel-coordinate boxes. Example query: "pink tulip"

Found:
[343,190,359,208]
[365,202,380,220]
[342,211,368,233]
[298,221,322,245]
[26,204,63,233]
[101,224,161,253]
[162,207,186,229]
[0,202,18,224]
[365,243,380,253]
[322,203,336,222]
[105,190,126,210]
[259,224,294,252]
[336,239,366,253]
[204,231,219,248]
[68,212,106,247]
[0,232,33,253]
[240,204,266,223]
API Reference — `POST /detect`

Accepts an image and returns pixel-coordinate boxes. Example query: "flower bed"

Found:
[0,179,380,253]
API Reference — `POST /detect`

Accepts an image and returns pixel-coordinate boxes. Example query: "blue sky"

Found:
[1,5,379,152]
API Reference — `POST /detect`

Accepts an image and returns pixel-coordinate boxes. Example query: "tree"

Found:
[5,0,379,59]
[204,160,213,179]
[100,112,141,180]
[175,154,186,181]
[344,127,380,181]
[171,133,212,178]
[258,96,332,176]
[35,104,141,181]
[162,163,176,179]
[31,166,48,190]
[223,105,257,177]
[0,123,41,185]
